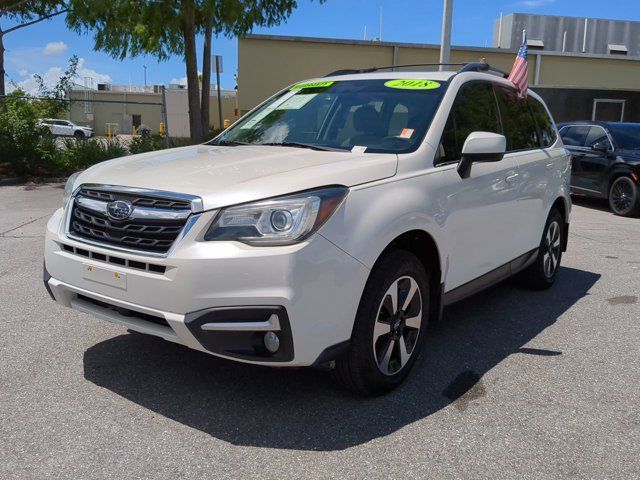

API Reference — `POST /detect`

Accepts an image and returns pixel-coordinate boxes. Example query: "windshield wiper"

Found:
[212,139,251,146]
[260,141,346,152]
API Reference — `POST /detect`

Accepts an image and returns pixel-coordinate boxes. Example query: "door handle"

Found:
[505,172,520,183]
[546,162,555,169]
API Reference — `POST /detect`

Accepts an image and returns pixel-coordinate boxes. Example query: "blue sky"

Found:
[3,0,639,92]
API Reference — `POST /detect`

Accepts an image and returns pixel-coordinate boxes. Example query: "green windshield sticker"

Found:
[290,81,334,90]
[384,79,441,90]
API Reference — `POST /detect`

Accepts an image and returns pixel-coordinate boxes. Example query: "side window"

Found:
[494,86,539,151]
[585,126,612,150]
[559,125,590,147]
[529,98,557,147]
[437,82,501,165]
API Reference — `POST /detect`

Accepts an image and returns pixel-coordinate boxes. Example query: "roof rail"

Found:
[457,62,509,78]
[324,63,465,77]
[324,62,509,78]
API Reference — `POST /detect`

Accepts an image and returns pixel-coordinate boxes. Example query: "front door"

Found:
[435,81,520,291]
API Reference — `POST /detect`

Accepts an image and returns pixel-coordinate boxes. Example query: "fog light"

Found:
[263,331,280,353]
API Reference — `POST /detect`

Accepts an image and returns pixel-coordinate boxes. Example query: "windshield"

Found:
[215,79,447,154]
[607,123,640,150]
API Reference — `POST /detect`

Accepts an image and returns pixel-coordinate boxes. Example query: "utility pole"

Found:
[214,55,223,131]
[143,65,147,88]
[439,0,453,71]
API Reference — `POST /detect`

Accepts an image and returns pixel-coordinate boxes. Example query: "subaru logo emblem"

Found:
[107,200,133,220]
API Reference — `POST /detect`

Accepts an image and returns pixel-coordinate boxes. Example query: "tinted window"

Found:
[529,98,556,147]
[607,123,640,150]
[559,125,590,147]
[494,86,539,151]
[437,82,501,164]
[585,126,612,150]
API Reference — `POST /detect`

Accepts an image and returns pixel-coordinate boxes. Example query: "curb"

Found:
[0,177,67,186]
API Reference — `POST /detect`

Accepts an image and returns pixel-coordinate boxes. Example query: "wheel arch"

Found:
[550,196,570,252]
[606,165,637,194]
[370,229,444,323]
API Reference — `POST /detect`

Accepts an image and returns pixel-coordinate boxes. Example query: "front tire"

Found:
[74,130,85,139]
[334,250,429,396]
[608,176,640,217]
[518,209,564,290]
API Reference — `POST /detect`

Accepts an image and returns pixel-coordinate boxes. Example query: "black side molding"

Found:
[443,248,538,306]
[43,261,56,301]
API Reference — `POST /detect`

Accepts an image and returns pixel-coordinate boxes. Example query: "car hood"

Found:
[75,144,398,210]
[617,149,640,162]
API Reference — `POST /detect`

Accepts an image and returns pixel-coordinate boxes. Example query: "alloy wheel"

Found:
[610,178,635,215]
[372,276,423,376]
[543,220,561,278]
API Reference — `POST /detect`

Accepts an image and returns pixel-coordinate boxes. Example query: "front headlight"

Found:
[204,186,348,246]
[62,171,80,208]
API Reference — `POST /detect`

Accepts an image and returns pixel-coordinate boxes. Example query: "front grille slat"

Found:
[69,188,192,254]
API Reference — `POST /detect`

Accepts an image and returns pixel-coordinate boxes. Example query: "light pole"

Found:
[143,65,147,88]
[439,0,453,71]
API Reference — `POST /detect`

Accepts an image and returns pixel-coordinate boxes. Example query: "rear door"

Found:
[559,125,595,192]
[435,81,521,290]
[493,85,554,257]
[578,126,614,193]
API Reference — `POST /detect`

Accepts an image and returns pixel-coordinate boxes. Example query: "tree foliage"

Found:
[66,1,319,142]
[0,1,68,97]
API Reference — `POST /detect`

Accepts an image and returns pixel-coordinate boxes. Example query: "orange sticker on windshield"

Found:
[399,128,414,139]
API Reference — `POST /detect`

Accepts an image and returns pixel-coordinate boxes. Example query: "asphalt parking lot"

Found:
[1,184,638,479]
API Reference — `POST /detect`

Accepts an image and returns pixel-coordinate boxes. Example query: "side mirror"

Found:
[457,132,507,179]
[591,141,610,153]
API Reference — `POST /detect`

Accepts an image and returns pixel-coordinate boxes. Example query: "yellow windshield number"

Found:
[384,79,441,90]
[290,81,335,91]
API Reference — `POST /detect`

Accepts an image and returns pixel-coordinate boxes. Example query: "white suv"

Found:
[44,64,571,395]
[39,118,94,138]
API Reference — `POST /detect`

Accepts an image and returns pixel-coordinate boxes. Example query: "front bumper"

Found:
[44,207,369,366]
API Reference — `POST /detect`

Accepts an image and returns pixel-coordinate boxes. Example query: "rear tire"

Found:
[518,209,564,290]
[334,250,429,396]
[608,176,640,217]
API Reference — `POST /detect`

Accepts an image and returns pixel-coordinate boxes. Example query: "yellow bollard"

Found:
[132,125,136,136]
[223,119,231,128]
[107,123,112,140]
[159,122,165,137]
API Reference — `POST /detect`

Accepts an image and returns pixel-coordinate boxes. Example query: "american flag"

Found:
[508,36,529,98]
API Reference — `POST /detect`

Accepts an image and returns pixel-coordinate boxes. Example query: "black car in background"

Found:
[558,121,640,216]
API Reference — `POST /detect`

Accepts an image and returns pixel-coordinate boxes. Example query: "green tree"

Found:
[67,1,319,143]
[0,1,68,99]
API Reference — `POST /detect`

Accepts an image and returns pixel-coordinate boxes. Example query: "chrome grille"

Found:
[68,187,196,255]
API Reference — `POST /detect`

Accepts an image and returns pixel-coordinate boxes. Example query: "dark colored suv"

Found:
[558,121,640,216]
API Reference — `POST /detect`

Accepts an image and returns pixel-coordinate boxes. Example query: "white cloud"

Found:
[8,57,112,95]
[43,41,68,56]
[170,72,204,86]
[170,76,188,85]
[18,69,29,77]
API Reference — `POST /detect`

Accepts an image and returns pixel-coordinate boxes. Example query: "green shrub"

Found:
[0,93,62,177]
[60,138,128,171]
[129,134,165,155]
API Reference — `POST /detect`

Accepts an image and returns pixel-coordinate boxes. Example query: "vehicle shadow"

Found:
[83,266,600,451]
[571,194,611,213]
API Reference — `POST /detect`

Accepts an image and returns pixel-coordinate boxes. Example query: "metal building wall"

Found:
[494,13,640,56]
